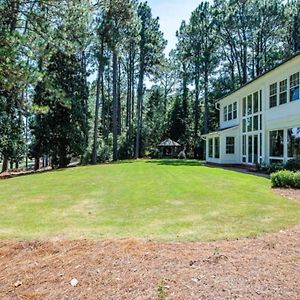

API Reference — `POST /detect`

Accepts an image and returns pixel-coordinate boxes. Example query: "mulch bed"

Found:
[0,222,299,299]
[273,188,300,202]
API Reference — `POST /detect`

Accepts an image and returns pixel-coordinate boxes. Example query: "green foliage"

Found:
[30,51,89,168]
[285,158,300,172]
[256,161,284,174]
[271,170,300,189]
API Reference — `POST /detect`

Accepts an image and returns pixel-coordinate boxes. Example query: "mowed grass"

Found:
[0,159,299,241]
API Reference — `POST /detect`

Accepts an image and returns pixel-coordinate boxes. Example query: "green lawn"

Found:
[0,159,299,241]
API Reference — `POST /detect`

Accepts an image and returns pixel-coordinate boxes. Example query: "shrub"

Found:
[256,161,284,174]
[285,157,300,171]
[271,170,294,188]
[293,172,300,189]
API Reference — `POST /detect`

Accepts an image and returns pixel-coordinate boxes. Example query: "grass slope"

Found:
[0,160,299,241]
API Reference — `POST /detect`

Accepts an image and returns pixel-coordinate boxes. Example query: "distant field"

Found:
[0,159,299,241]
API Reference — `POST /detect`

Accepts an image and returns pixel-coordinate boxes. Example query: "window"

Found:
[226,137,235,154]
[253,92,259,113]
[247,116,252,132]
[287,127,300,158]
[290,72,299,101]
[259,90,262,111]
[242,135,246,156]
[223,102,237,122]
[228,104,233,120]
[233,102,237,119]
[242,119,246,133]
[248,136,253,163]
[208,138,213,158]
[269,130,284,157]
[247,94,252,114]
[243,97,246,116]
[223,106,228,122]
[260,115,262,130]
[269,83,277,108]
[279,79,287,105]
[253,115,259,131]
[214,137,220,159]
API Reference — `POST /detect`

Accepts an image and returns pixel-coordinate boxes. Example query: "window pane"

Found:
[253,115,259,131]
[287,128,300,157]
[242,119,246,133]
[233,102,237,119]
[224,106,227,122]
[254,135,258,164]
[243,135,246,156]
[247,116,252,132]
[226,137,235,154]
[208,139,213,158]
[279,79,287,105]
[247,95,252,114]
[269,130,284,157]
[259,133,262,156]
[269,83,277,108]
[259,114,262,130]
[253,92,258,113]
[259,90,262,111]
[243,97,246,116]
[290,72,299,101]
[228,104,233,120]
[214,137,220,159]
[248,136,253,163]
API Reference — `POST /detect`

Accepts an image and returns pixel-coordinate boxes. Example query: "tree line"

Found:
[0,0,299,172]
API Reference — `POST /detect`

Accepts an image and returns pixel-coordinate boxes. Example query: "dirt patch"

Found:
[0,223,299,300]
[273,188,300,202]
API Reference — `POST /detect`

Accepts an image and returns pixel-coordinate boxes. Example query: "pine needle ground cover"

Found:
[0,160,299,241]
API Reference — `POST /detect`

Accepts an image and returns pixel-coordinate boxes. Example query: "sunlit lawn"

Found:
[0,159,299,241]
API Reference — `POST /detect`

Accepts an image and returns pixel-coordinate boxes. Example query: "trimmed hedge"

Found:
[271,170,300,189]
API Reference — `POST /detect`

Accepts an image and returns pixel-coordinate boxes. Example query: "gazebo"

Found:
[157,138,181,157]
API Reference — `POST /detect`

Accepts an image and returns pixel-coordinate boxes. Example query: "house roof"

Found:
[158,138,181,147]
[217,52,300,103]
[202,125,239,137]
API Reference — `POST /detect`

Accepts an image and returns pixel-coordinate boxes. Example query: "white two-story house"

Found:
[203,53,300,166]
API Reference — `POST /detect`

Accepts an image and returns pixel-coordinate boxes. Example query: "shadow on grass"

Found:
[146,159,205,167]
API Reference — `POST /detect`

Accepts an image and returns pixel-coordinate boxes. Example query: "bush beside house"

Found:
[271,170,300,189]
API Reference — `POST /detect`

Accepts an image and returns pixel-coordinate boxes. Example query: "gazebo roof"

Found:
[158,138,181,147]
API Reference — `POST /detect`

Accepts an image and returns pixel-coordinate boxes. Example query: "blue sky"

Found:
[148,0,212,55]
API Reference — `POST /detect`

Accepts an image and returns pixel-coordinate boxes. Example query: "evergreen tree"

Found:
[30,51,89,168]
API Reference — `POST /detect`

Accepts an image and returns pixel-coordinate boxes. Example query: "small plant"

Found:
[271,170,300,189]
[213,246,220,256]
[157,281,167,300]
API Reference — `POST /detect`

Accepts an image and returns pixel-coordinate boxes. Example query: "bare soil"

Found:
[273,188,300,202]
[0,221,299,300]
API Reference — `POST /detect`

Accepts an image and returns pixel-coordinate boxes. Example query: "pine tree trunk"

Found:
[112,50,119,161]
[135,57,144,159]
[1,157,8,173]
[91,61,102,164]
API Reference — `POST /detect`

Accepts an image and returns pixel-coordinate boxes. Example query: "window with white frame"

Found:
[223,102,237,122]
[290,72,299,101]
[287,127,300,158]
[269,82,277,108]
[214,137,220,158]
[223,106,228,122]
[208,138,213,158]
[269,130,284,158]
[233,102,237,119]
[226,137,235,154]
[279,79,287,105]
